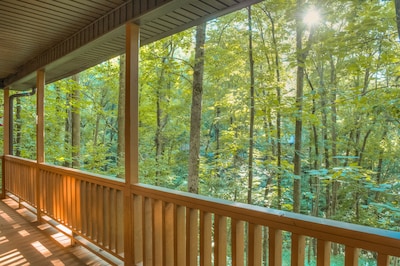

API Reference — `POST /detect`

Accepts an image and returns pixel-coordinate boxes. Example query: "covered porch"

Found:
[0,0,400,265]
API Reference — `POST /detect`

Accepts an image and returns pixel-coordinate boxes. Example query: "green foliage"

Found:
[44,59,121,175]
[8,0,400,237]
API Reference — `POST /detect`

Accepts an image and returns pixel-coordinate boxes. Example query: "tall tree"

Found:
[247,6,255,204]
[293,1,315,213]
[63,85,72,167]
[188,23,206,194]
[395,0,400,39]
[71,74,81,169]
[117,54,126,178]
[293,0,306,213]
[154,43,171,185]
[260,3,284,209]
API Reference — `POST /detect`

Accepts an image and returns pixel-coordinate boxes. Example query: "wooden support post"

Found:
[125,22,140,186]
[1,155,4,199]
[1,89,9,199]
[124,21,140,266]
[36,70,45,164]
[36,69,45,223]
[3,89,10,156]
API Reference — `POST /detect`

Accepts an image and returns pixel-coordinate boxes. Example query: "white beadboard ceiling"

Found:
[0,0,261,90]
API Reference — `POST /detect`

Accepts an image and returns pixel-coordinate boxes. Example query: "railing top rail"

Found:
[133,183,400,256]
[4,155,36,166]
[4,155,125,189]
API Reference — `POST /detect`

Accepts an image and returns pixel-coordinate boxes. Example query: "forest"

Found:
[4,0,400,237]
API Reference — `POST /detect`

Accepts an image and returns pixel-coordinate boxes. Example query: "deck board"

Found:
[0,198,111,266]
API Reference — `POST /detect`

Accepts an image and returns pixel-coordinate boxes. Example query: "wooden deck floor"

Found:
[0,198,111,266]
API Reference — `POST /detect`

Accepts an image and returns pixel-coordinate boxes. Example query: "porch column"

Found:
[1,88,10,198]
[124,22,140,265]
[36,69,45,222]
[125,22,139,185]
[37,69,45,163]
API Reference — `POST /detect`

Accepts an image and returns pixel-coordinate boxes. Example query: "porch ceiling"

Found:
[0,0,261,91]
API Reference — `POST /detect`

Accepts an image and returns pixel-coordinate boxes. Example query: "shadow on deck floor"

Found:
[0,198,111,266]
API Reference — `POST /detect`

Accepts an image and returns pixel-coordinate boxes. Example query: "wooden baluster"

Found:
[103,186,110,250]
[269,228,282,266]
[81,181,87,237]
[200,211,212,266]
[97,185,103,245]
[144,197,153,265]
[232,219,245,266]
[345,246,359,266]
[75,179,81,238]
[291,233,305,266]
[110,189,117,253]
[89,183,94,240]
[133,195,143,264]
[248,224,262,266]
[317,239,331,266]
[116,190,124,256]
[153,199,164,265]
[187,208,199,266]
[377,253,389,266]
[176,206,186,266]
[164,203,175,265]
[214,215,227,266]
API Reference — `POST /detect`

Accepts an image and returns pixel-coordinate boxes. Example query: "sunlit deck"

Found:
[0,197,109,266]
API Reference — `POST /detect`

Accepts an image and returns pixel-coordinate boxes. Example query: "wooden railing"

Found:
[4,155,400,265]
[4,155,125,264]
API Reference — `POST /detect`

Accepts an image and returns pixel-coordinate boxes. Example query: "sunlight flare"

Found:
[303,6,321,26]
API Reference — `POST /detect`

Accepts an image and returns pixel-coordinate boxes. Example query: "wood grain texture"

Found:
[0,198,109,265]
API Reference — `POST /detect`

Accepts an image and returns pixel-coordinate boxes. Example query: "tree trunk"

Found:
[117,54,126,178]
[395,0,400,39]
[358,129,371,166]
[375,130,387,201]
[293,0,305,213]
[188,23,206,194]
[64,92,72,167]
[293,1,315,212]
[308,74,320,219]
[247,6,255,205]
[329,56,338,220]
[15,98,22,157]
[264,7,283,209]
[94,112,100,146]
[155,70,164,184]
[215,107,221,177]
[71,74,80,169]
[329,56,338,167]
